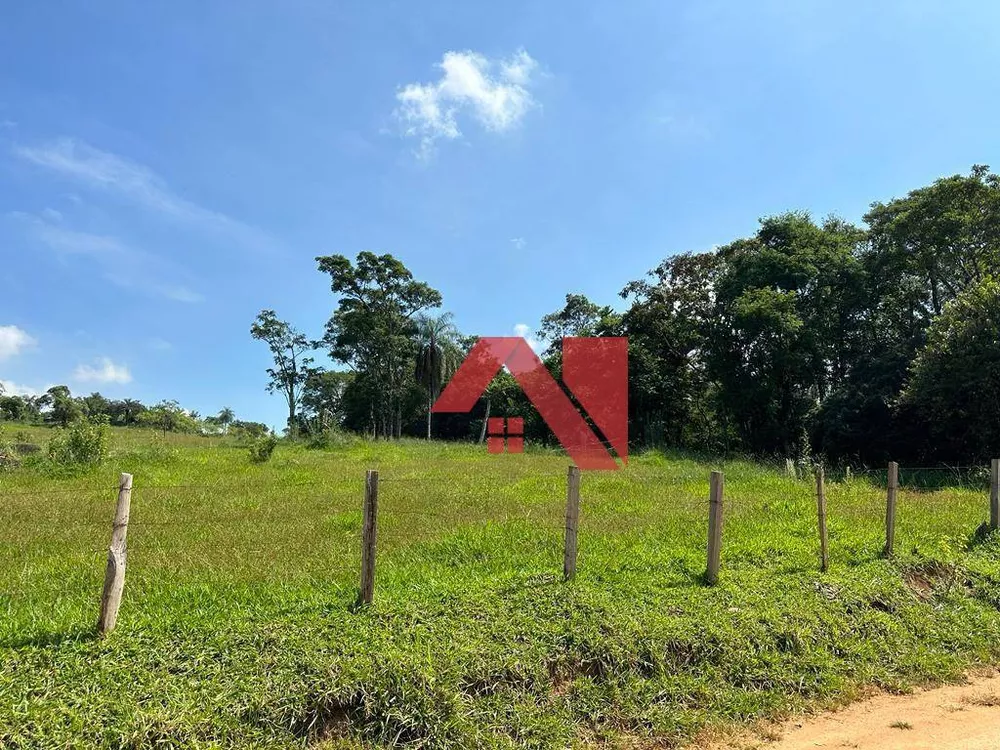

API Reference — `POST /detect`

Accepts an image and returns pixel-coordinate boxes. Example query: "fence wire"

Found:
[2,462,997,611]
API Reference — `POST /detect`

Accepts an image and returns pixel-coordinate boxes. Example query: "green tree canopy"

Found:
[901,276,1000,461]
[414,312,463,439]
[250,310,314,439]
[317,251,441,438]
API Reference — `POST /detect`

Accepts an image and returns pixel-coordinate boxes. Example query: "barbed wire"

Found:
[4,464,994,559]
[3,463,993,493]
[0,486,120,497]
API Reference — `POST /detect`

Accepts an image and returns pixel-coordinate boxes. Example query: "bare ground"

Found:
[700,671,1000,750]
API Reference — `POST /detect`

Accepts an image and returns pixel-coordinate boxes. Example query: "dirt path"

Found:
[704,672,1000,749]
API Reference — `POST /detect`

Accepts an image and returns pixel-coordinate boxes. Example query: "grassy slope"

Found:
[1,426,999,748]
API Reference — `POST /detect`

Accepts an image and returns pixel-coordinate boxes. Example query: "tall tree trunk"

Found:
[478,397,491,444]
[426,393,432,440]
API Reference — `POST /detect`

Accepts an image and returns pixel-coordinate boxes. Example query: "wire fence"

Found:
[2,459,998,625]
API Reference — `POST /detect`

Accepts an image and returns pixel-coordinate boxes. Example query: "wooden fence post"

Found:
[563,466,581,580]
[705,471,724,585]
[991,458,999,531]
[358,469,379,605]
[815,466,829,573]
[98,472,133,635]
[785,458,796,479]
[884,461,898,557]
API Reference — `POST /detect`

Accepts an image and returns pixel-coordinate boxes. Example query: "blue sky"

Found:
[2,1,999,429]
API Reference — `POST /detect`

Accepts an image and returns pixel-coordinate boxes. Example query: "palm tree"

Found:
[217,407,236,429]
[120,399,144,426]
[414,313,462,440]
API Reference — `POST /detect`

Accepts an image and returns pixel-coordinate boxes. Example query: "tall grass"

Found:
[1,426,998,748]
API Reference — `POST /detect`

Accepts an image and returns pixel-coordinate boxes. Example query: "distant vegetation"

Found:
[244,165,1000,466]
[0,392,271,473]
[0,387,269,440]
[3,166,998,467]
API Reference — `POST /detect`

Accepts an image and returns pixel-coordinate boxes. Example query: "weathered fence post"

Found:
[785,458,796,479]
[884,461,898,557]
[358,469,379,605]
[563,465,581,580]
[705,471,724,585]
[98,472,133,636]
[991,458,999,531]
[815,466,829,573]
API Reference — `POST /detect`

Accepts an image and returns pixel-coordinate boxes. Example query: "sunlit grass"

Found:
[1,426,998,748]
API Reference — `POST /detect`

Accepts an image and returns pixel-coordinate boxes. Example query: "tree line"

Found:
[614,165,1000,464]
[253,165,999,465]
[9,165,990,465]
[0,385,268,438]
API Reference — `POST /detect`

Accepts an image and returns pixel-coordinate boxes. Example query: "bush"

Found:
[247,434,278,464]
[47,416,110,468]
[231,420,271,441]
[0,435,19,472]
[305,427,359,450]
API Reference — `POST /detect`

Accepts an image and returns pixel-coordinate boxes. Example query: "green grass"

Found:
[1,425,999,748]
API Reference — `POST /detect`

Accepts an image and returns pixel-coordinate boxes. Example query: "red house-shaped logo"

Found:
[432,337,628,470]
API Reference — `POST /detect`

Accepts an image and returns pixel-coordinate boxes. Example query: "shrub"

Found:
[306,427,359,450]
[0,435,19,472]
[47,416,110,468]
[231,420,271,441]
[247,434,278,464]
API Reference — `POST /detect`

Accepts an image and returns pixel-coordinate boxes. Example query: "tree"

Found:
[414,312,462,439]
[865,165,1000,317]
[620,251,722,449]
[81,392,111,420]
[250,310,314,439]
[826,165,1000,459]
[216,407,236,431]
[0,395,31,422]
[300,370,353,434]
[900,276,1000,461]
[705,213,866,455]
[536,293,621,354]
[230,419,271,439]
[316,252,441,438]
[44,385,81,427]
[110,398,146,426]
[138,400,199,434]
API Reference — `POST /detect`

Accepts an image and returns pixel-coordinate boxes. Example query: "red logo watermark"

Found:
[432,337,628,470]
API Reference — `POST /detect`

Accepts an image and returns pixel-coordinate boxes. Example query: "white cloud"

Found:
[0,325,35,360]
[513,323,542,353]
[395,49,538,157]
[510,237,526,249]
[73,357,132,385]
[0,379,45,398]
[13,138,273,253]
[13,215,203,304]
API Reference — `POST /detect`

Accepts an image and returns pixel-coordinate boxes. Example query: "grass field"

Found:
[2,426,999,749]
